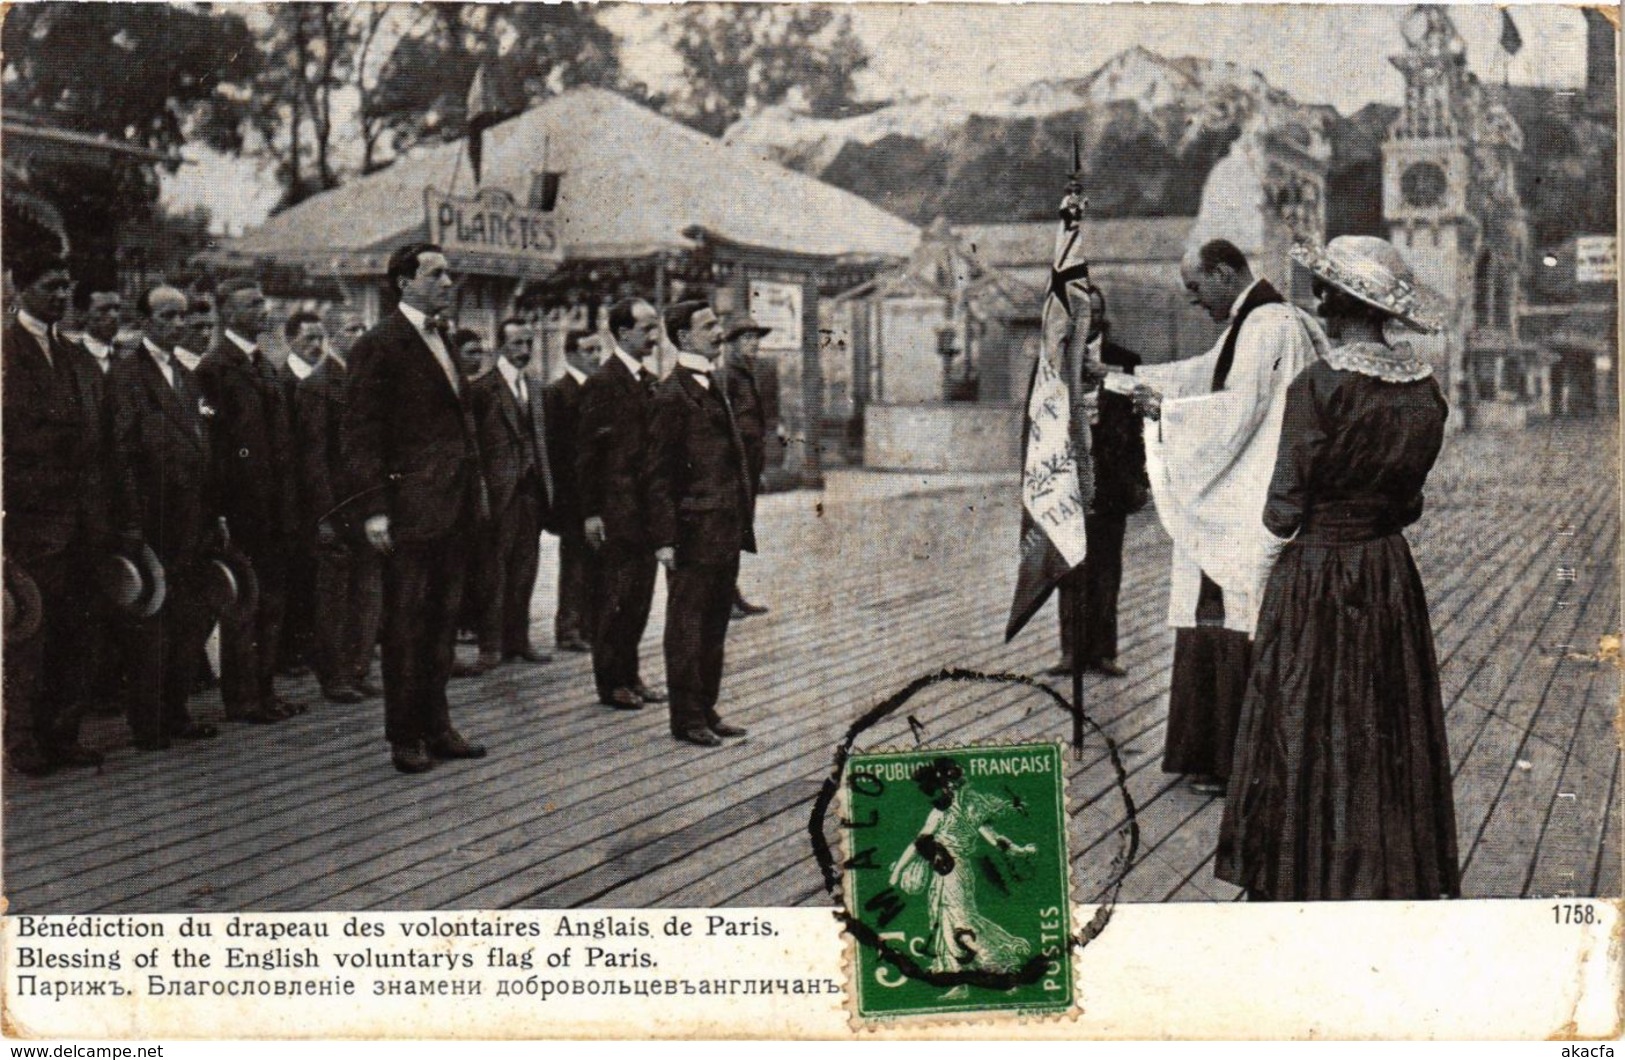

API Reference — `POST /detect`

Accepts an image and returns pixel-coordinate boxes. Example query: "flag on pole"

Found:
[1005,166,1095,642]
[1500,9,1523,55]
[466,59,526,185]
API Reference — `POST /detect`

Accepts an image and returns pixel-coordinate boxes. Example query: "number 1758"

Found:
[1552,902,1598,924]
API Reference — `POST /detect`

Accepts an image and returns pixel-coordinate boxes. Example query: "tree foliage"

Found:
[668,6,870,137]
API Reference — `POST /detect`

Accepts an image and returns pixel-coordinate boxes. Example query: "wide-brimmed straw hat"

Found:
[1290,236,1443,334]
[95,540,167,620]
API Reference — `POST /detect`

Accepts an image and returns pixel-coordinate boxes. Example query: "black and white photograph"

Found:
[0,0,1618,1040]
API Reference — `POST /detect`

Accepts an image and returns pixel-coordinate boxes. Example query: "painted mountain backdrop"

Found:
[723,47,1614,253]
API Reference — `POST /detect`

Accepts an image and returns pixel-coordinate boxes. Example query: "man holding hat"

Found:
[109,285,223,750]
[544,330,602,653]
[647,301,756,747]
[720,313,778,618]
[2,245,116,774]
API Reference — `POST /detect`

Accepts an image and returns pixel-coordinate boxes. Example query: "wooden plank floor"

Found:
[5,419,1619,912]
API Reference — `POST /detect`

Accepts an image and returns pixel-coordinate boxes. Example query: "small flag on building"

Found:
[1500,9,1523,56]
[1005,165,1095,643]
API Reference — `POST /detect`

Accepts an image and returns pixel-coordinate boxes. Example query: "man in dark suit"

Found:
[544,331,600,653]
[109,285,223,750]
[295,306,381,704]
[278,309,326,679]
[2,247,114,774]
[344,242,489,774]
[577,298,668,711]
[73,284,123,377]
[1049,287,1148,679]
[173,294,215,373]
[720,314,776,618]
[195,277,304,725]
[466,317,554,674]
[647,301,756,748]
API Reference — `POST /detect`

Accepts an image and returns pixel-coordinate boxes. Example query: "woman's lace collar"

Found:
[1324,340,1433,383]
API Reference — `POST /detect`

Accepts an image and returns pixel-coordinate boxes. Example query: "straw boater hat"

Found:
[1290,235,1442,335]
[95,540,167,620]
[201,540,261,623]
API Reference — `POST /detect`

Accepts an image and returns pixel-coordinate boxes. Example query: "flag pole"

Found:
[1071,570,1085,738]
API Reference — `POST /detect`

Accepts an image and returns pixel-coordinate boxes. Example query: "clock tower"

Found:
[1382,5,1530,428]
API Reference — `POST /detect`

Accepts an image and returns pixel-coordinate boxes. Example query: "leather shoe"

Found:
[168,722,219,740]
[505,648,551,665]
[733,599,769,617]
[46,742,105,769]
[452,654,499,678]
[323,684,366,704]
[601,687,644,711]
[556,636,592,653]
[673,727,723,748]
[392,742,435,774]
[133,735,172,752]
[354,678,384,698]
[709,720,747,739]
[631,683,668,704]
[8,745,58,777]
[1089,658,1128,678]
[427,730,487,760]
[268,697,308,719]
[1042,661,1075,677]
[226,703,280,725]
[1190,775,1228,797]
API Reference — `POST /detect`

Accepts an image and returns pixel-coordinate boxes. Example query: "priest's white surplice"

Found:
[1139,295,1326,635]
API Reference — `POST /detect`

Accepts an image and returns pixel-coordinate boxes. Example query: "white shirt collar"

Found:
[564,363,587,385]
[225,329,257,355]
[17,309,51,343]
[143,338,172,365]
[676,351,715,376]
[83,335,112,360]
[497,355,526,393]
[612,342,647,379]
[324,347,347,369]
[1228,279,1261,323]
[287,352,317,380]
[398,302,433,333]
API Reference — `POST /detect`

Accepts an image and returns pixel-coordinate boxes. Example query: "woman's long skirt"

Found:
[1215,533,1461,901]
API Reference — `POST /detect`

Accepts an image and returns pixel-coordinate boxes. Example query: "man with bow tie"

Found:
[109,285,223,750]
[646,301,756,748]
[196,277,304,726]
[344,242,489,775]
[577,298,669,712]
[2,245,116,775]
[466,317,555,675]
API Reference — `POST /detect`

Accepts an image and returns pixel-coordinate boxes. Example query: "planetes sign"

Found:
[425,187,563,278]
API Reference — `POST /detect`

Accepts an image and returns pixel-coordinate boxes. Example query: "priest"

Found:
[1132,239,1325,795]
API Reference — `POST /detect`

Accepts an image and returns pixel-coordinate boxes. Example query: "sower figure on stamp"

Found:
[544,331,602,654]
[196,277,306,725]
[1132,239,1324,796]
[109,285,222,750]
[577,298,669,712]
[1045,286,1147,681]
[2,244,116,775]
[295,305,382,705]
[344,242,490,775]
[466,317,555,676]
[646,301,756,748]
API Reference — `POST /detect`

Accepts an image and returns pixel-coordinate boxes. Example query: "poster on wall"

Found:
[750,280,803,351]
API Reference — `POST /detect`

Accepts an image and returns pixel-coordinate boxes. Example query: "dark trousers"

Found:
[592,540,657,698]
[664,555,740,733]
[312,541,383,691]
[220,540,287,712]
[478,491,541,658]
[3,548,94,755]
[555,534,596,645]
[1162,576,1252,780]
[380,535,467,747]
[1058,513,1126,666]
[279,538,317,671]
[124,563,213,744]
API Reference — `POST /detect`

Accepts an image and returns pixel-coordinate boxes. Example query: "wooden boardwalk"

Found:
[5,420,1619,912]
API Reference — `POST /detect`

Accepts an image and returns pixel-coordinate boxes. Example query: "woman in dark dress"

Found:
[1215,236,1460,901]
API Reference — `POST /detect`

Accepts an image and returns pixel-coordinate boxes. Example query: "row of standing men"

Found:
[1,237,775,778]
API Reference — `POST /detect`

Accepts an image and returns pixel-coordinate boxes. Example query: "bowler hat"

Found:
[722,314,772,342]
[96,540,167,620]
[201,542,260,623]
[4,561,43,644]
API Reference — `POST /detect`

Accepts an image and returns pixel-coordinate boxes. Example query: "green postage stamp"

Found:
[841,742,1074,1022]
